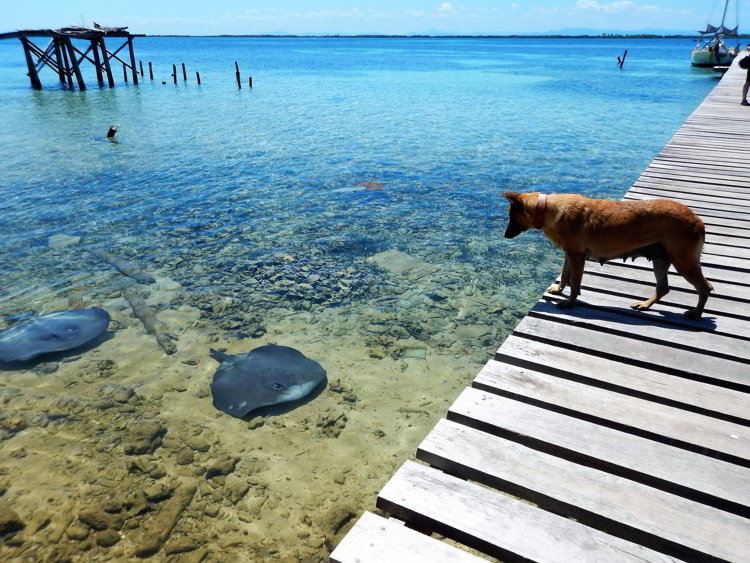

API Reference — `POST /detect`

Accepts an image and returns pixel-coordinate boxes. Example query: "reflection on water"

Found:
[0,37,713,560]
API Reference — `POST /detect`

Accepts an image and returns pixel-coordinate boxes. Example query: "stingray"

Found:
[0,307,111,363]
[210,345,326,418]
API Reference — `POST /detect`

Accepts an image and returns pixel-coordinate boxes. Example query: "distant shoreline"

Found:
[146,34,750,39]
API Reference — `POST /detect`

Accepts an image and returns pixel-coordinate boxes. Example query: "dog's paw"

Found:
[684,308,702,320]
[556,299,575,309]
[630,300,651,311]
[547,283,564,295]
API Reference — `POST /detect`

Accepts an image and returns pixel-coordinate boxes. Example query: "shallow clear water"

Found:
[0,37,718,559]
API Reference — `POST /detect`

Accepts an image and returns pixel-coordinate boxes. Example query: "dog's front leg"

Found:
[547,255,570,295]
[556,253,584,309]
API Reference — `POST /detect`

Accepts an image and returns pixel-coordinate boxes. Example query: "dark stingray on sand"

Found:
[210,345,326,418]
[0,307,111,362]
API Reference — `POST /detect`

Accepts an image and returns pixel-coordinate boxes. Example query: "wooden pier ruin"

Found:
[332,54,750,562]
[0,25,144,90]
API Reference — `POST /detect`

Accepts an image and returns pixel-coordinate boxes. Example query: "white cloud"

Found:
[438,2,457,13]
[576,0,635,13]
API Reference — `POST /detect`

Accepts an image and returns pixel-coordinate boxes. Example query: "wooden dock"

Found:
[332,56,750,562]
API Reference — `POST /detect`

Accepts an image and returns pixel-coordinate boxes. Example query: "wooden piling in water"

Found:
[235,61,241,89]
[249,76,252,87]
[127,37,138,84]
[172,64,177,84]
[19,37,42,90]
[139,60,144,77]
[52,38,66,84]
[196,71,201,85]
[99,38,115,88]
[60,40,74,88]
[62,37,86,90]
[148,61,153,80]
[92,39,104,84]
[182,63,186,81]
[123,62,128,82]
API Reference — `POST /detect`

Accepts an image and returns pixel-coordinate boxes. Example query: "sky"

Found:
[2,1,746,35]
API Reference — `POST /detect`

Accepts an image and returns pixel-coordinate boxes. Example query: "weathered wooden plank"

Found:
[634,179,750,199]
[545,285,750,343]
[625,193,750,222]
[495,334,750,423]
[577,266,750,318]
[448,387,750,515]
[584,260,750,301]
[635,176,750,196]
[330,511,487,563]
[473,358,750,462]
[641,167,750,187]
[705,231,750,246]
[511,315,750,390]
[377,461,680,563]
[529,299,750,365]
[703,242,750,260]
[418,420,750,562]
[631,187,750,210]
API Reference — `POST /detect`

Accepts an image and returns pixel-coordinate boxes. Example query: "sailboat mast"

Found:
[720,0,730,27]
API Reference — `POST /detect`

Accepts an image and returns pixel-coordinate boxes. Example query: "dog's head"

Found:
[503,191,536,239]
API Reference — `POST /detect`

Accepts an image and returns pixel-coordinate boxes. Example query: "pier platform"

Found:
[332,55,750,562]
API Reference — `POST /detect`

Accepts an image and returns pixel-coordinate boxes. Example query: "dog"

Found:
[503,192,713,318]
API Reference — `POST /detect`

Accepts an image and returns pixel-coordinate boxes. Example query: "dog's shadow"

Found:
[540,294,718,333]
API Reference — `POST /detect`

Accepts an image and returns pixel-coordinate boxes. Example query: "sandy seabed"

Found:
[0,241,552,561]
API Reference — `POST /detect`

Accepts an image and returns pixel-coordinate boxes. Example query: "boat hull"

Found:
[692,46,734,66]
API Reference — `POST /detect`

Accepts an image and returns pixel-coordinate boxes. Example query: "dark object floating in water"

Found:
[0,307,111,362]
[107,126,117,138]
[210,345,326,418]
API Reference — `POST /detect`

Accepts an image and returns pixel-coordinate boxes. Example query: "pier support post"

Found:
[62,37,85,90]
[20,38,42,89]
[53,38,66,84]
[148,61,153,80]
[91,39,104,84]
[139,60,144,77]
[98,38,115,87]
[196,71,201,85]
[123,62,128,82]
[127,37,139,84]
[182,63,186,81]
[60,39,74,88]
[172,64,177,84]
[235,61,241,89]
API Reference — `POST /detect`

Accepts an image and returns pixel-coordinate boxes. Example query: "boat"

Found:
[691,0,740,66]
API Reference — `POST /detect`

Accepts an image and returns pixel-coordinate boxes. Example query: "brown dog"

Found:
[503,192,713,318]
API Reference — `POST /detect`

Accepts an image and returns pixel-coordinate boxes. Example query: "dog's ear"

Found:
[503,191,521,206]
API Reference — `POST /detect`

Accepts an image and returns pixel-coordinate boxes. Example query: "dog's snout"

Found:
[504,221,522,239]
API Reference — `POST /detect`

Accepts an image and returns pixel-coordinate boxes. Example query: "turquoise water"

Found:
[0,37,719,559]
[1,37,715,318]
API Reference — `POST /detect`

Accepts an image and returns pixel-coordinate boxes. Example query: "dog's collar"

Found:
[534,193,547,229]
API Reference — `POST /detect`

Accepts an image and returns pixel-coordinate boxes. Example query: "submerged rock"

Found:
[124,421,166,455]
[0,501,24,536]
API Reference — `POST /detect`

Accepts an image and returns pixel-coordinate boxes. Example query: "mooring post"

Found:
[249,76,252,87]
[127,36,138,84]
[196,71,201,85]
[617,49,628,69]
[139,60,144,77]
[182,63,187,81]
[20,38,43,90]
[148,61,153,80]
[235,61,241,89]
[172,64,177,84]
[52,38,66,84]
[63,37,86,90]
[91,39,104,84]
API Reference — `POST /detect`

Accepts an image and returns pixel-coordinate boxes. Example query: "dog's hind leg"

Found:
[672,258,713,319]
[631,258,670,311]
[547,255,571,295]
[556,253,585,308]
